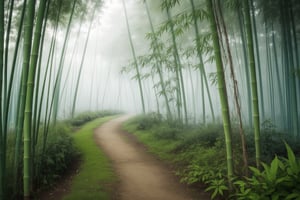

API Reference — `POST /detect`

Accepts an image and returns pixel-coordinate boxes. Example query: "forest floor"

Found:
[94,115,208,200]
[39,115,208,200]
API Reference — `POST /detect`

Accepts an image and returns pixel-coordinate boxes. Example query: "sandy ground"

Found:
[94,115,208,200]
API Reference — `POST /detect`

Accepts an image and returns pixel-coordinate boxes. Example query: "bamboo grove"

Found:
[0,0,299,199]
[0,0,103,199]
[121,0,299,185]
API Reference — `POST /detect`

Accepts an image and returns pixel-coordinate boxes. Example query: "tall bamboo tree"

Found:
[166,7,188,124]
[71,3,97,117]
[52,0,77,122]
[122,0,146,114]
[243,0,261,167]
[216,0,248,175]
[22,0,36,198]
[144,0,172,119]
[205,0,234,182]
[189,0,215,123]
[0,0,4,198]
[23,0,47,198]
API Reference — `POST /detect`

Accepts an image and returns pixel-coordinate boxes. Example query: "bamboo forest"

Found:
[0,0,300,199]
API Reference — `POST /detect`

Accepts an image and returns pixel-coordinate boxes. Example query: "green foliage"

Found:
[232,143,300,200]
[70,110,120,127]
[174,124,223,151]
[246,122,300,163]
[35,125,79,187]
[129,113,163,130]
[205,172,229,200]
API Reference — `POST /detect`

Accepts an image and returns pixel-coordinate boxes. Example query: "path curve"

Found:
[94,115,205,200]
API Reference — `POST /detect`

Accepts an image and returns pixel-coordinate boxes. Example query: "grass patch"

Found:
[123,117,179,160]
[63,116,116,200]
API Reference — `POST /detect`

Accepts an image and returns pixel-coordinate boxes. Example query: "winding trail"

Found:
[94,115,208,200]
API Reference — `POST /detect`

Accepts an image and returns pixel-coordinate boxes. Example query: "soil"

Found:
[94,115,210,200]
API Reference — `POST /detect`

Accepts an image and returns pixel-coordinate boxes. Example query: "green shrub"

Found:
[232,143,300,200]
[70,110,120,126]
[152,123,181,140]
[246,127,300,163]
[174,124,224,152]
[128,113,162,130]
[34,123,80,189]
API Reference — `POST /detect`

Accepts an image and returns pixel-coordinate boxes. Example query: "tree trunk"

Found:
[243,0,261,168]
[205,0,234,183]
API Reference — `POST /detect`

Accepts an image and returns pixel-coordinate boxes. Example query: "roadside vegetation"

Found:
[123,114,300,200]
[63,115,117,200]
[4,111,117,200]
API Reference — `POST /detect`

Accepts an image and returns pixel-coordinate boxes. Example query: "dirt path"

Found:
[94,115,208,200]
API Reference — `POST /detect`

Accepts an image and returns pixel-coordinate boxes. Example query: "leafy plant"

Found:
[205,172,229,200]
[232,143,300,200]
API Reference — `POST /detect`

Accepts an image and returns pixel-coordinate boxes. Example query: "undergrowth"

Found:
[5,111,118,199]
[62,116,117,200]
[123,113,300,200]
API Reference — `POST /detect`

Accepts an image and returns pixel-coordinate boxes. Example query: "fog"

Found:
[6,0,297,132]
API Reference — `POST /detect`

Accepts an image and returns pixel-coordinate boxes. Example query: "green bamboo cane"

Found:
[52,0,77,122]
[122,0,146,114]
[190,0,215,123]
[38,0,60,154]
[144,0,172,119]
[216,0,249,175]
[285,0,299,137]
[7,4,27,189]
[60,13,84,116]
[243,0,261,167]
[237,3,252,127]
[0,0,4,198]
[32,0,50,145]
[205,0,234,182]
[166,7,188,124]
[22,0,36,198]
[43,23,59,154]
[3,0,14,147]
[288,0,299,136]
[24,0,47,195]
[71,2,98,117]
[250,0,265,120]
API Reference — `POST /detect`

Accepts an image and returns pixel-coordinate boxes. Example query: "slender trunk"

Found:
[23,0,47,196]
[122,0,146,114]
[286,0,299,137]
[217,0,248,175]
[22,0,36,198]
[32,0,50,145]
[190,0,215,123]
[271,22,285,129]
[0,0,5,198]
[3,0,14,143]
[243,0,261,167]
[144,0,172,119]
[72,3,97,117]
[205,0,233,183]
[6,0,27,144]
[237,3,252,127]
[52,0,76,122]
[60,13,84,116]
[250,0,265,120]
[166,7,188,124]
